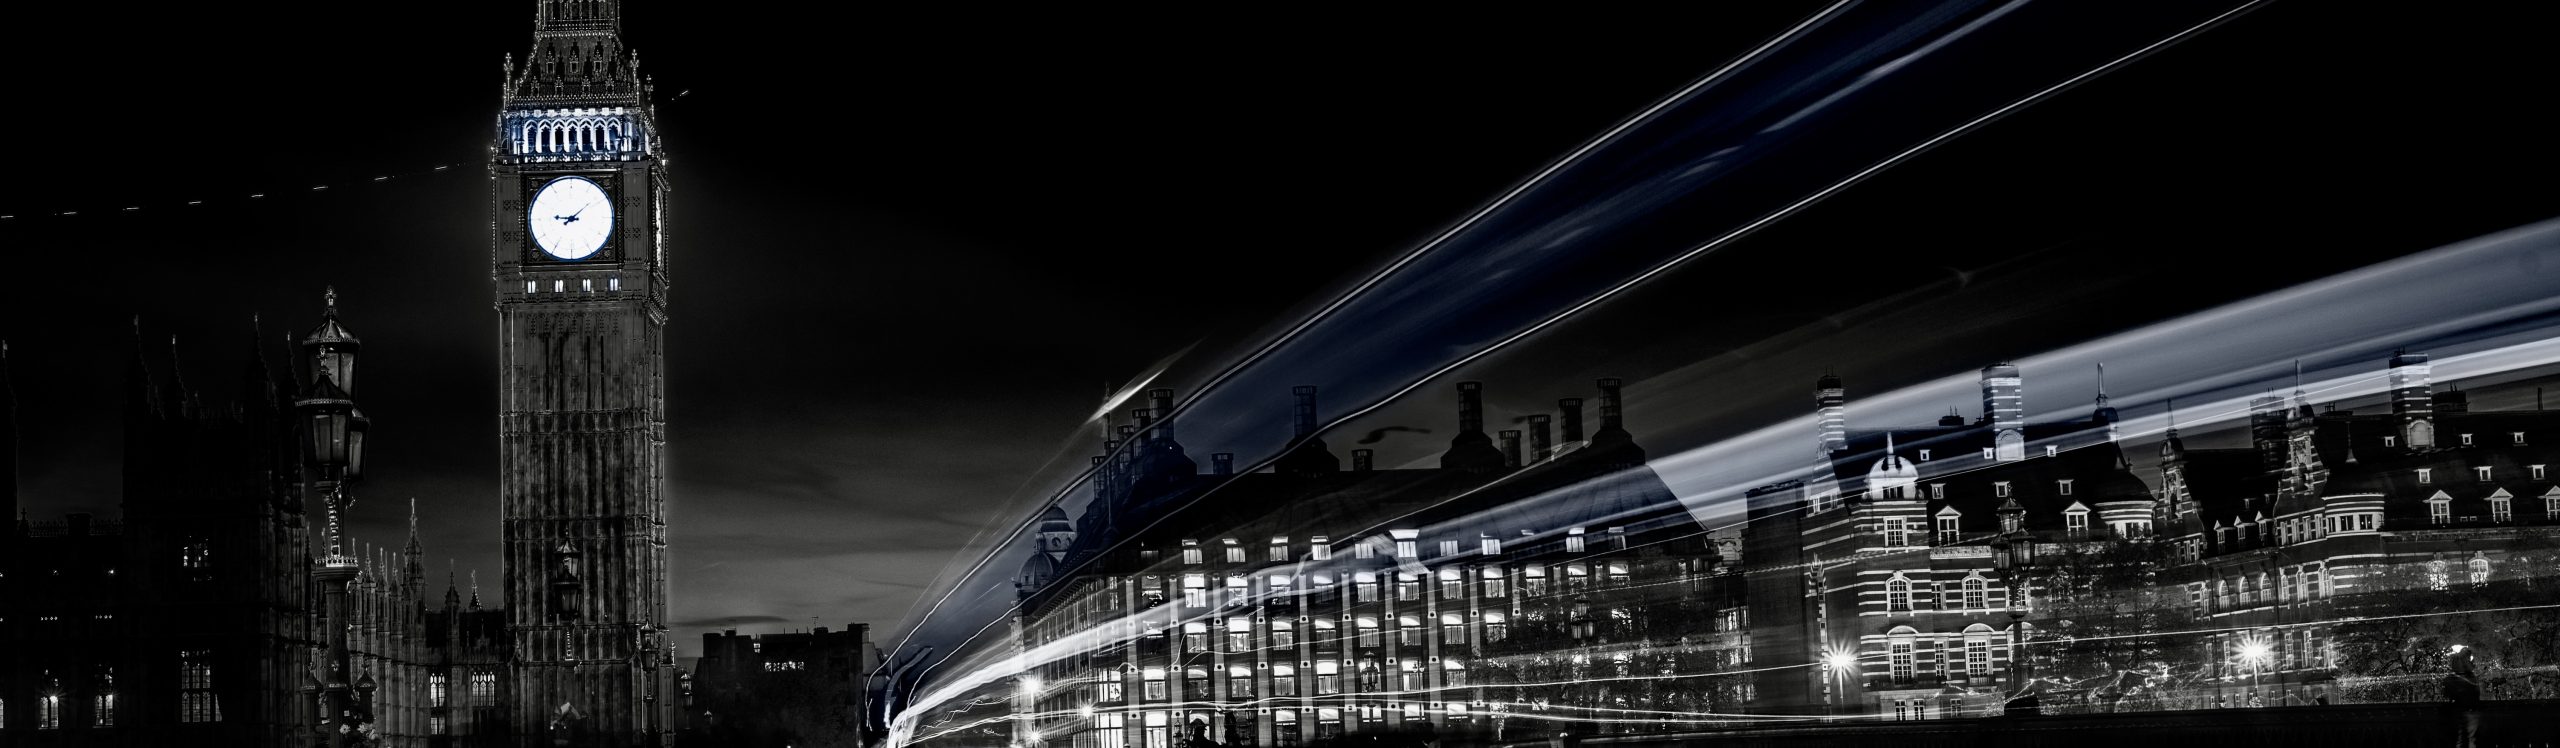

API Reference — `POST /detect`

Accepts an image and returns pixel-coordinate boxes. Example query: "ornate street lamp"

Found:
[1991,521,2037,716]
[297,287,371,748]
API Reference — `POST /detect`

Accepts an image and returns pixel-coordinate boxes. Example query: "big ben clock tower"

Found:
[491,0,673,744]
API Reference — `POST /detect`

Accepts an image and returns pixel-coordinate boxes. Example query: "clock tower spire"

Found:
[492,0,672,743]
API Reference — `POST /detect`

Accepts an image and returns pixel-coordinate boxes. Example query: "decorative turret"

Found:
[1440,382,1505,471]
[2092,363,2119,442]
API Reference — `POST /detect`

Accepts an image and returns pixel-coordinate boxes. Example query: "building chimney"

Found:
[1815,373,1847,456]
[1212,453,1234,475]
[1441,382,1505,471]
[1500,430,1523,468]
[2389,351,2435,449]
[1149,388,1176,441]
[1352,449,1374,472]
[1527,414,1553,463]
[1292,385,1320,438]
[1559,398,1585,444]
[1459,382,1487,434]
[1981,364,2025,461]
[1597,378,1626,433]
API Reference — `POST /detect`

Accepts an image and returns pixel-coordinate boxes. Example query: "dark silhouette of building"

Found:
[683,624,880,747]
[0,298,510,747]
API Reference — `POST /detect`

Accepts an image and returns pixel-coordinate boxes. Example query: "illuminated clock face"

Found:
[528,176,614,260]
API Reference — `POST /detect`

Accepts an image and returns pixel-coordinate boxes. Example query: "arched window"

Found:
[1885,576,1912,613]
[1962,624,1994,676]
[1887,626,1918,684]
[1962,577,1987,610]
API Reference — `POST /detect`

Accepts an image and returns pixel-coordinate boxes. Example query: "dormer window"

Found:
[1935,509,1961,545]
[1994,481,2012,498]
[2045,444,2059,458]
[1882,485,1906,501]
[2515,432,2528,445]
[2537,465,2549,481]
[2476,466,2493,482]
[2418,468,2433,484]
[1182,540,1203,565]
[2384,435,2398,447]
[2462,433,2475,446]
[2065,505,2091,539]
[2428,491,2452,525]
[1930,483,1946,500]
[1982,448,1996,460]
[1565,528,1586,554]
[1225,539,1247,564]
[2057,479,2075,496]
[1918,449,1932,461]
[2490,489,2514,522]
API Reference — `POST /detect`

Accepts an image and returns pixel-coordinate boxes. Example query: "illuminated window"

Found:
[1394,535,1418,558]
[1183,622,1209,651]
[2065,508,2090,539]
[1439,569,1464,599]
[1520,564,1548,598]
[608,276,620,292]
[1440,613,1466,644]
[1480,567,1506,598]
[471,671,497,706]
[39,693,59,730]
[433,715,449,735]
[1399,659,1425,691]
[1183,575,1208,608]
[1182,541,1203,565]
[1315,662,1341,695]
[1310,536,1331,560]
[1965,626,1993,675]
[1566,528,1587,553]
[1395,574,1420,601]
[1186,667,1211,697]
[1269,620,1295,649]
[1482,611,1508,643]
[430,672,449,707]
[1142,667,1167,701]
[2430,493,2452,525]
[2515,432,2528,445]
[1884,518,1908,547]
[1396,616,1422,646]
[1918,449,1932,461]
[2491,490,2514,522]
[1889,628,1917,684]
[1353,572,1379,603]
[2462,433,2475,446]
[1930,483,1946,500]
[1272,664,1298,696]
[2418,468,2433,484]
[1481,535,1503,555]
[1271,538,1290,563]
[1439,540,1460,557]
[1227,618,1252,651]
[1226,545,1246,564]
[1273,709,1300,747]
[2477,466,2494,482]
[181,651,220,722]
[1356,617,1381,648]
[92,669,115,727]
[1936,512,1960,545]
[1229,665,1255,699]
[2045,444,2059,458]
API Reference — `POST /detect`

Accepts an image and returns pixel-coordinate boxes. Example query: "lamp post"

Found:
[1821,650,1859,720]
[2238,638,2272,707]
[298,288,370,747]
[1991,522,2037,716]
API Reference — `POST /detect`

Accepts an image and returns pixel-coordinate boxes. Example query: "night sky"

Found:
[6,3,2560,658]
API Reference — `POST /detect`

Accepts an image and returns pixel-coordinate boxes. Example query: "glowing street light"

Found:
[2239,638,2273,705]
[1821,649,1859,718]
[1019,676,1044,698]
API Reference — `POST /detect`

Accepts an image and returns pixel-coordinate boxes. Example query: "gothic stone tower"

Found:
[491,0,673,744]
